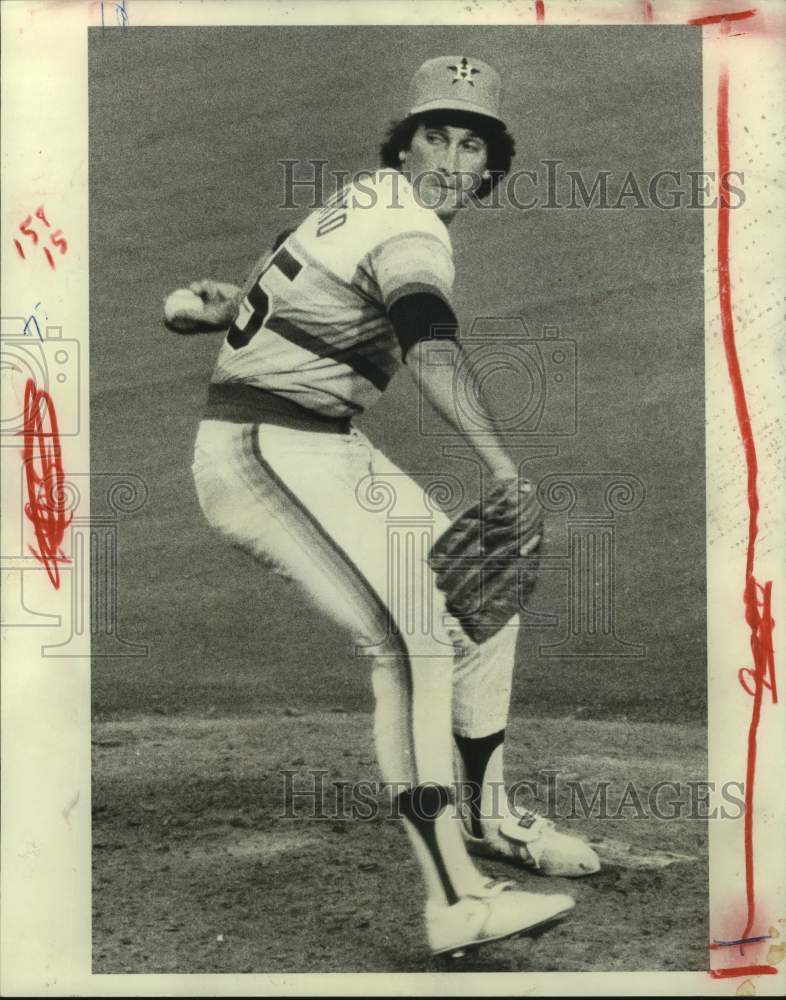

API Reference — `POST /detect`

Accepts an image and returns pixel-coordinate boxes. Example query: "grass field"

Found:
[89,25,708,972]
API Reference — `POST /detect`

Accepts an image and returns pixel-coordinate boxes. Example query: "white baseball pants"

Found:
[192,419,519,790]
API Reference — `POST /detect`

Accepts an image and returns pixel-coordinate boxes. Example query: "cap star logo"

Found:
[447,56,481,86]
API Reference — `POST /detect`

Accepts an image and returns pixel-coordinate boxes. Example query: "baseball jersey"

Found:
[210,169,455,418]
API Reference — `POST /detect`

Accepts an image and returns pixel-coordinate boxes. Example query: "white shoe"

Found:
[426,878,574,956]
[465,809,601,878]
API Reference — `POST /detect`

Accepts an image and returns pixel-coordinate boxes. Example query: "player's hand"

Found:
[491,476,541,555]
[186,280,243,328]
[163,281,240,333]
[189,279,242,305]
[428,477,545,645]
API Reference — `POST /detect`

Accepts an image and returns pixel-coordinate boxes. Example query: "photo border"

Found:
[1,1,783,995]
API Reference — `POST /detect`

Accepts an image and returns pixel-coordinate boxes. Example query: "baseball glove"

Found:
[428,478,544,644]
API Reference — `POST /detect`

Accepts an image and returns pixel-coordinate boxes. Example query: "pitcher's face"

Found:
[402,123,489,216]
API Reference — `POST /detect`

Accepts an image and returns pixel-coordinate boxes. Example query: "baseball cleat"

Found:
[465,809,601,877]
[426,877,575,957]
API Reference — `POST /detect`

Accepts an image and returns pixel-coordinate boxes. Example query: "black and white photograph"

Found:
[1,1,784,995]
[88,21,710,974]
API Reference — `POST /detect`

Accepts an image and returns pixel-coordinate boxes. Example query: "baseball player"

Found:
[175,56,598,958]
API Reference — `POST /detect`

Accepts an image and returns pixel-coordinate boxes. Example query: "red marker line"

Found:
[689,8,756,25]
[643,1,654,22]
[709,965,778,980]
[715,52,777,949]
[535,0,545,23]
[21,379,71,589]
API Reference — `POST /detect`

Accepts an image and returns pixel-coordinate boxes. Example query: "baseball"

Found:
[164,288,204,324]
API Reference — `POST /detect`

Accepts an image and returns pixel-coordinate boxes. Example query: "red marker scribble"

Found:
[709,965,778,980]
[688,8,756,26]
[535,0,545,23]
[21,378,71,589]
[642,1,654,23]
[713,16,778,971]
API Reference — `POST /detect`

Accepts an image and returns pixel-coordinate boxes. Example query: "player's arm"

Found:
[164,229,298,333]
[391,292,519,482]
[372,222,519,480]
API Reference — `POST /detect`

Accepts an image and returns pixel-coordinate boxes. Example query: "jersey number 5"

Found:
[227,245,303,350]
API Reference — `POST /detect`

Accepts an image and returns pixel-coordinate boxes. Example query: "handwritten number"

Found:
[51,230,68,255]
[20,216,38,245]
[15,209,68,266]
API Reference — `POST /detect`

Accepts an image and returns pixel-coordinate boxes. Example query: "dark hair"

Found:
[379,110,515,201]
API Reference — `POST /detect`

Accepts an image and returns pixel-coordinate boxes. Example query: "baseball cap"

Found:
[408,55,504,125]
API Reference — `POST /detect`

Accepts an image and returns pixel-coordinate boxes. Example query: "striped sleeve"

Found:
[368,231,455,310]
